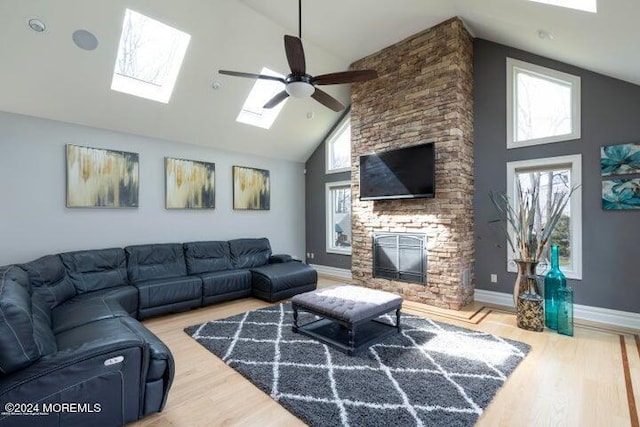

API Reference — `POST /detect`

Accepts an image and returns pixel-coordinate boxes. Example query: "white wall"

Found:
[0,111,306,265]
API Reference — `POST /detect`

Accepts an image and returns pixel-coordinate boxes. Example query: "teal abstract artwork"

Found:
[602,178,640,210]
[601,142,640,176]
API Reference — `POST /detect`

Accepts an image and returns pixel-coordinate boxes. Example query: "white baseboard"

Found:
[474,289,640,330]
[309,264,352,281]
[474,289,514,307]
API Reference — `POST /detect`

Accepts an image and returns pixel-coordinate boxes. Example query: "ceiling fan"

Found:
[218,0,378,112]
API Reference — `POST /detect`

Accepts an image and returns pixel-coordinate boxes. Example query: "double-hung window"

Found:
[506,155,582,279]
[326,181,352,255]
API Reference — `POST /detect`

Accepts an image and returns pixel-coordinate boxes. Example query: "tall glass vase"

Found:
[544,245,566,330]
[557,286,574,336]
[513,260,540,305]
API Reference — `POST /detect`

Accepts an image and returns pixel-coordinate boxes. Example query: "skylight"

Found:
[111,9,191,103]
[528,0,597,13]
[236,67,287,129]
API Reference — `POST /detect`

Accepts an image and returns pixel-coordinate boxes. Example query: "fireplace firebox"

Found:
[372,233,427,285]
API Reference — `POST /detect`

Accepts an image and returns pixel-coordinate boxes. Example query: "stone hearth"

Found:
[350,17,474,310]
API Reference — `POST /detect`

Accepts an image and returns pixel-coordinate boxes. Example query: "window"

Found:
[236,67,287,129]
[507,58,581,149]
[326,115,351,173]
[528,0,597,13]
[326,181,352,255]
[506,155,582,279]
[111,9,191,103]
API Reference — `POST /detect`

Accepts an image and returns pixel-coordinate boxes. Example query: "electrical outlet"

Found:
[490,274,498,283]
[310,253,315,259]
[306,252,311,258]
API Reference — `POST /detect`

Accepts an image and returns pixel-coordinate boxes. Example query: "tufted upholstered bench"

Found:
[291,285,402,355]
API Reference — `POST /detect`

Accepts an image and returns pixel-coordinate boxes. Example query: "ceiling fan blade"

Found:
[311,88,345,112]
[313,70,378,85]
[284,35,306,75]
[218,70,285,83]
[263,90,290,109]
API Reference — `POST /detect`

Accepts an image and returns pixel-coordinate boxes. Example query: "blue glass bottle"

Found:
[557,286,574,336]
[544,245,565,330]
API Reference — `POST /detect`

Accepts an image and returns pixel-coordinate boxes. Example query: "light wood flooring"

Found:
[131,277,640,427]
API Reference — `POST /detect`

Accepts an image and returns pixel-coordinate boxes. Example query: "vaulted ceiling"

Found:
[1,0,638,162]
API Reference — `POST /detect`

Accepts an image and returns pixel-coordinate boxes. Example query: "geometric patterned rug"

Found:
[185,303,531,427]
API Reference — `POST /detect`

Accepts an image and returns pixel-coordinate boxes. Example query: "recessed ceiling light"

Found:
[72,29,99,51]
[28,18,46,33]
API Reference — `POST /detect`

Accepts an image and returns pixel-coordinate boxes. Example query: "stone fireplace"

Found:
[350,18,474,310]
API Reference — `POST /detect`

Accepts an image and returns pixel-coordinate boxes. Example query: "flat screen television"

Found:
[359,142,435,201]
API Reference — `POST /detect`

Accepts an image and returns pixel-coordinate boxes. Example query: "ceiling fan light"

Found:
[286,81,315,98]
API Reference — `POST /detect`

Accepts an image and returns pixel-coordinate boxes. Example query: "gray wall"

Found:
[305,111,351,270]
[474,39,639,313]
[0,111,306,265]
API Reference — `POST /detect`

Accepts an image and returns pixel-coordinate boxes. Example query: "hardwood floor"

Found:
[131,277,639,427]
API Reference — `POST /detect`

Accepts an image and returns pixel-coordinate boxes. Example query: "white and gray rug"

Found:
[185,303,530,427]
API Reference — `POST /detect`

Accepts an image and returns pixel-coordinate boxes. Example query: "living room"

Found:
[1,1,639,426]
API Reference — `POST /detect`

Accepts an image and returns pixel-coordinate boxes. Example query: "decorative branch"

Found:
[489,179,578,263]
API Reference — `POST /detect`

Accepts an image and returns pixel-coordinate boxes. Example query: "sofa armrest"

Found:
[269,254,293,264]
[119,317,174,414]
[0,320,146,396]
[0,338,146,426]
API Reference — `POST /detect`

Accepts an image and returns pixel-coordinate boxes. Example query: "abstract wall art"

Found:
[601,142,640,176]
[165,157,215,209]
[233,166,270,210]
[602,178,640,210]
[66,144,139,208]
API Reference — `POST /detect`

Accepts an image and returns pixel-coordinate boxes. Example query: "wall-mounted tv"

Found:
[359,142,435,201]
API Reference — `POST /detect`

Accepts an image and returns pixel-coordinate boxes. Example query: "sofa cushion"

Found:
[229,238,271,269]
[22,255,76,308]
[61,248,128,294]
[125,244,187,284]
[199,269,252,297]
[0,266,42,375]
[199,270,252,306]
[65,286,138,317]
[135,276,202,310]
[51,294,132,334]
[1,265,31,293]
[32,293,57,357]
[1,266,57,357]
[184,241,233,275]
[32,292,52,328]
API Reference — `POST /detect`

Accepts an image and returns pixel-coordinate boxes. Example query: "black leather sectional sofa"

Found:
[0,238,317,426]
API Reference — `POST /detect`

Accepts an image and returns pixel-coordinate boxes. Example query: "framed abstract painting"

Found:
[602,178,640,210]
[165,157,215,209]
[601,142,640,176]
[66,144,139,208]
[233,166,270,210]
